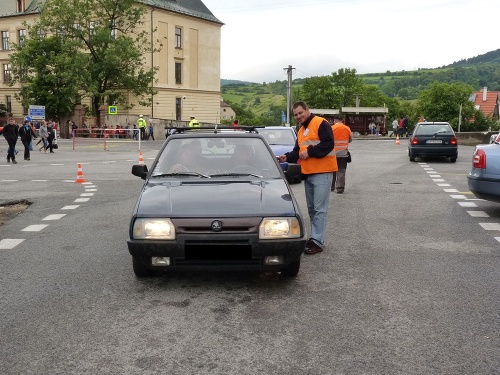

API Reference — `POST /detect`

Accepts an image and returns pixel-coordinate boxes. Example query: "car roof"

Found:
[416,122,451,125]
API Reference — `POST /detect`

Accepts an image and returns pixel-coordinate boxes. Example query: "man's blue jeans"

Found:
[304,172,333,247]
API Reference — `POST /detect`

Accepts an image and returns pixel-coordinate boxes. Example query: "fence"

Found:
[72,128,148,151]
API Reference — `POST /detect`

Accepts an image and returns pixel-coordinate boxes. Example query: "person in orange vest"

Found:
[278,101,337,255]
[330,114,352,193]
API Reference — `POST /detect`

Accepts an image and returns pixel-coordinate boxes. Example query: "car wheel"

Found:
[132,257,154,277]
[450,157,457,163]
[280,259,300,277]
[409,154,416,162]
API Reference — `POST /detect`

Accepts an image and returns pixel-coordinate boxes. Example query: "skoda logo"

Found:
[211,220,223,232]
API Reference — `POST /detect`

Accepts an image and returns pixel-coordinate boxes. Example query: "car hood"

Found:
[269,144,294,156]
[135,178,298,217]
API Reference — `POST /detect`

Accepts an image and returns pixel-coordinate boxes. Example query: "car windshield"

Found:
[258,129,296,145]
[415,124,454,135]
[151,137,282,178]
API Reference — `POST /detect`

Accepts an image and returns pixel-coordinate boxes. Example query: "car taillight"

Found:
[410,136,419,145]
[472,149,486,169]
[450,136,457,145]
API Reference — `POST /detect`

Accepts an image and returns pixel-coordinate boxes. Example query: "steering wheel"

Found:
[232,165,259,174]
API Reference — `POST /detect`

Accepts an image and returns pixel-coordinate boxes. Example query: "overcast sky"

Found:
[201,0,500,83]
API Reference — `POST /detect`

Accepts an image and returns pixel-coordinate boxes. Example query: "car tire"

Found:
[280,259,300,277]
[409,154,416,162]
[450,157,457,163]
[132,257,154,277]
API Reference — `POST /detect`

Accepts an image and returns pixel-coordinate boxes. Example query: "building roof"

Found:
[1,0,223,25]
[470,88,499,117]
[341,107,389,114]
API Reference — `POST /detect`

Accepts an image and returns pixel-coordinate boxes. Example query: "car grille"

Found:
[173,218,261,233]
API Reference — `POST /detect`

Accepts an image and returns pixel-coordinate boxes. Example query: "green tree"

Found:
[331,68,364,107]
[417,82,475,129]
[10,0,159,122]
[301,76,335,108]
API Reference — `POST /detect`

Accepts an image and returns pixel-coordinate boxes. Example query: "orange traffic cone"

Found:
[395,134,400,145]
[139,152,144,165]
[75,163,87,183]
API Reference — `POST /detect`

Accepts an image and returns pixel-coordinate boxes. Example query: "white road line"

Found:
[458,202,478,207]
[82,181,93,184]
[424,168,435,171]
[62,205,80,210]
[1,180,18,182]
[450,195,467,199]
[80,193,94,197]
[426,171,436,173]
[479,223,500,231]
[85,185,96,188]
[495,237,500,244]
[74,198,90,202]
[466,211,489,217]
[443,189,459,193]
[43,214,67,220]
[0,239,25,249]
[85,189,97,192]
[22,224,49,232]
[437,183,451,187]
[430,175,441,178]
[32,180,49,182]
[433,179,446,182]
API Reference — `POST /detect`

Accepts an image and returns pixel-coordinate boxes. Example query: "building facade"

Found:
[0,0,223,126]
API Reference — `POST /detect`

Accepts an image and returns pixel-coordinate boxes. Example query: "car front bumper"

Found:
[128,233,306,271]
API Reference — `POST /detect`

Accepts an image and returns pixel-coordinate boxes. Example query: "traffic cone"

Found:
[395,134,400,145]
[75,163,87,183]
[139,152,144,165]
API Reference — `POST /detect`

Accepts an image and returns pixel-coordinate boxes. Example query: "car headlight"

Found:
[259,218,301,239]
[132,218,175,240]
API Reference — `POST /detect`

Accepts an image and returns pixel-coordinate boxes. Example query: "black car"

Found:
[408,122,458,162]
[127,127,306,277]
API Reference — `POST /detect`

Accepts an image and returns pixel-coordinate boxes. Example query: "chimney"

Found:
[483,86,487,101]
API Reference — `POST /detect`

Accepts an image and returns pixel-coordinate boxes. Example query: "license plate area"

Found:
[426,139,442,144]
[185,243,252,261]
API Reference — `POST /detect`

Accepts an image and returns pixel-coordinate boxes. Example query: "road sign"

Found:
[108,106,118,115]
[29,105,45,120]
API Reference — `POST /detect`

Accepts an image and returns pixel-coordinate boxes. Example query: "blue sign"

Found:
[29,105,45,120]
[281,110,286,123]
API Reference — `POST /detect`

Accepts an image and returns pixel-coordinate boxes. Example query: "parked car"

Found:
[256,126,301,183]
[408,122,458,162]
[467,142,500,203]
[127,127,307,278]
[489,133,499,144]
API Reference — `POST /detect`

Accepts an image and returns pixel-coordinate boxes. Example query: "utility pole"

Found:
[283,65,295,125]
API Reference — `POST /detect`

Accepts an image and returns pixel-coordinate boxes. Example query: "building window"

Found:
[22,105,28,115]
[6,95,11,114]
[3,64,11,83]
[18,29,26,45]
[89,21,96,36]
[72,23,81,40]
[110,19,117,39]
[37,29,46,40]
[175,62,182,84]
[175,97,181,120]
[175,27,182,49]
[17,0,25,12]
[2,31,10,50]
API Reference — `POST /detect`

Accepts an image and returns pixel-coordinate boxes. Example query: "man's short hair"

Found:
[333,114,343,120]
[292,101,308,110]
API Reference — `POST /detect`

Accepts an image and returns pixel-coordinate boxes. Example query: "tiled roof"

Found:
[3,0,223,24]
[471,89,499,117]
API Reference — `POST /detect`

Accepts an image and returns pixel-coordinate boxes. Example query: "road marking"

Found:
[424,168,435,171]
[495,237,500,244]
[85,189,97,192]
[430,175,441,178]
[80,193,94,197]
[0,239,25,249]
[50,164,65,166]
[479,223,500,231]
[43,214,67,220]
[433,179,446,182]
[85,185,96,188]
[1,179,18,182]
[450,195,467,199]
[74,198,90,202]
[22,224,49,232]
[437,183,451,187]
[467,211,489,217]
[443,189,459,193]
[62,205,80,210]
[32,180,49,182]
[458,202,478,207]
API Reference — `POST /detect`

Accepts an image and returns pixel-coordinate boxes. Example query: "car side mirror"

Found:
[132,164,148,180]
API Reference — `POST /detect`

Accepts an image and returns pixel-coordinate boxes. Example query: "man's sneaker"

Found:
[304,239,323,255]
[7,158,10,163]
[336,189,344,194]
[12,160,17,164]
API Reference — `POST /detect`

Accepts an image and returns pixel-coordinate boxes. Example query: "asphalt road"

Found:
[1,137,499,374]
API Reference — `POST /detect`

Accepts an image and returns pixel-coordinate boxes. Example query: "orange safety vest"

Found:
[297,116,337,174]
[332,123,352,157]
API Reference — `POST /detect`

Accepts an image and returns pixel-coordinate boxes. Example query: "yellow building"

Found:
[0,0,223,124]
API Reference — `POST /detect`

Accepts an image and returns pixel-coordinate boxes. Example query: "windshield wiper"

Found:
[152,172,210,178]
[210,173,263,178]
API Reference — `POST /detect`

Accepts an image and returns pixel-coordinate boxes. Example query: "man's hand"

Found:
[277,155,287,162]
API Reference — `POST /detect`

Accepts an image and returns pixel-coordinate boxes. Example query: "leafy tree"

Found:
[331,68,364,107]
[301,76,335,108]
[10,0,159,122]
[417,82,475,129]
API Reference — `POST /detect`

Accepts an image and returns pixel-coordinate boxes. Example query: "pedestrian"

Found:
[46,120,55,153]
[188,115,200,128]
[37,120,48,152]
[368,121,376,135]
[278,101,337,255]
[398,116,404,137]
[148,122,155,140]
[231,119,239,127]
[403,115,409,137]
[331,114,352,194]
[137,115,147,140]
[390,118,398,137]
[71,121,78,137]
[19,120,35,161]
[132,124,139,140]
[3,117,19,164]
